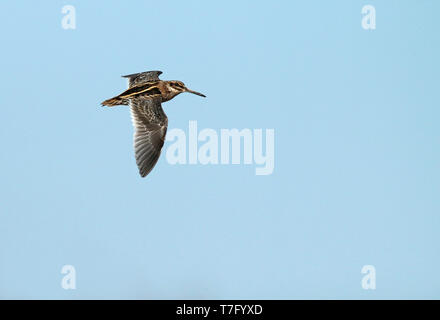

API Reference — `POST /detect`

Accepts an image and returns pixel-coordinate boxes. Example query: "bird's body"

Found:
[101,71,205,177]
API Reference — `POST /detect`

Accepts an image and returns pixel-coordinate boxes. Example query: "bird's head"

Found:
[168,81,206,98]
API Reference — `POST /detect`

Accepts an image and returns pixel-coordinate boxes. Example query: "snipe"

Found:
[101,70,206,178]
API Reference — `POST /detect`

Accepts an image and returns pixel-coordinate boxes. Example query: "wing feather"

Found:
[123,70,162,88]
[129,97,168,178]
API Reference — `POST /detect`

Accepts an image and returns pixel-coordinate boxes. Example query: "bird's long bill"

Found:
[186,88,206,97]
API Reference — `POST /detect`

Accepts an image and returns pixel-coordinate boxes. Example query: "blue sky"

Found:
[0,1,439,299]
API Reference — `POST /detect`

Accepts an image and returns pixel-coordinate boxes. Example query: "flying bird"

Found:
[101,70,206,177]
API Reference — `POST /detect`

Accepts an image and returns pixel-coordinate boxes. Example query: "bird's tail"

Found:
[101,96,128,107]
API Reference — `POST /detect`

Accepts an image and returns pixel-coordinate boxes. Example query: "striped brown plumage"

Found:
[101,70,206,178]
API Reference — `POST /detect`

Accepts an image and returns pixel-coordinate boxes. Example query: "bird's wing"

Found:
[122,70,163,88]
[129,97,168,178]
